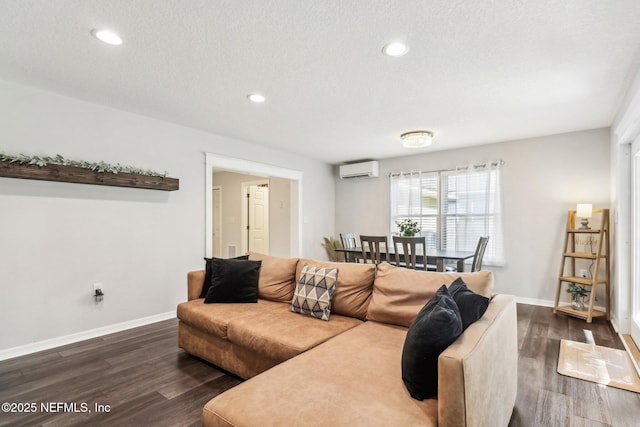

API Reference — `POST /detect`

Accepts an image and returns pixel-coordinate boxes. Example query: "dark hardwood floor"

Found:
[0,319,241,427]
[1,304,638,426]
[510,304,640,427]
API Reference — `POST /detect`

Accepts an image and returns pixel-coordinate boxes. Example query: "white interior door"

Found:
[631,137,640,347]
[249,184,269,254]
[243,182,269,255]
[212,187,222,257]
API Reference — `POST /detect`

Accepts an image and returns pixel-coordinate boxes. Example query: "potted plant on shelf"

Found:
[566,283,590,311]
[396,219,421,237]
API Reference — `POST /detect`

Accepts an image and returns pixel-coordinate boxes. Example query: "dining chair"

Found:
[443,236,490,272]
[470,236,490,272]
[359,235,388,265]
[339,232,360,263]
[392,236,427,270]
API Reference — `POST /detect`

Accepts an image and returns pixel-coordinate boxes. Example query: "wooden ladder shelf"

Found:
[553,209,610,323]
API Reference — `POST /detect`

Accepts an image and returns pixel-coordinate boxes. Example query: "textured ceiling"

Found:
[1,0,640,164]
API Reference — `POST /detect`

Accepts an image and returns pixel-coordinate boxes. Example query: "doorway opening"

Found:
[205,153,302,259]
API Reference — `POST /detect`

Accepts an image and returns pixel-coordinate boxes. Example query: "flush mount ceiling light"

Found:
[247,93,266,103]
[400,131,434,148]
[91,29,123,45]
[382,41,409,57]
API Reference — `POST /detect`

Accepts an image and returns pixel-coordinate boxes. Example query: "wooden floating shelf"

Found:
[554,305,607,320]
[567,229,601,234]
[559,276,607,286]
[0,160,179,191]
[562,252,599,259]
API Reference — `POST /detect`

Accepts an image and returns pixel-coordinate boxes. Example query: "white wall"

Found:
[269,177,292,257]
[610,64,640,333]
[0,79,334,353]
[335,128,611,304]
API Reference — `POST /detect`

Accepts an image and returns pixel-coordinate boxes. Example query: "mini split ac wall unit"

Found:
[339,161,379,179]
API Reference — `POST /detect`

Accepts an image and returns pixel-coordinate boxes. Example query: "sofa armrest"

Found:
[437,294,517,427]
[187,270,206,301]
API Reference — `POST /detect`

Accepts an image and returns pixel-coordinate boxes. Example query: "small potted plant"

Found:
[396,219,421,237]
[566,283,590,311]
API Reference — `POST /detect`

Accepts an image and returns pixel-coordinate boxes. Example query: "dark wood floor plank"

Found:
[603,385,640,427]
[516,303,534,350]
[547,308,570,340]
[511,304,557,426]
[0,350,62,375]
[574,379,612,425]
[1,306,639,427]
[542,337,576,397]
[571,416,612,427]
[534,388,573,426]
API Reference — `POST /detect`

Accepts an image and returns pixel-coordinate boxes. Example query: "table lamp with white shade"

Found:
[576,204,592,229]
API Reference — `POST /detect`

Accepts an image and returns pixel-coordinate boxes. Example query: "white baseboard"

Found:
[515,296,555,307]
[0,311,176,361]
[610,313,620,333]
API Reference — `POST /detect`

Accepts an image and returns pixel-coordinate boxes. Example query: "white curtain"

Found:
[447,161,504,265]
[389,162,505,265]
[390,171,439,247]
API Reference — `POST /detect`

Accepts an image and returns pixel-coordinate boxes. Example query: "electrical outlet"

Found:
[579,269,588,278]
[93,283,104,302]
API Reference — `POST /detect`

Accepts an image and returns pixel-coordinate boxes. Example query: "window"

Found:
[390,163,504,266]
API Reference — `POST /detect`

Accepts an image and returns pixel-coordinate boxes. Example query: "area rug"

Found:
[557,339,640,393]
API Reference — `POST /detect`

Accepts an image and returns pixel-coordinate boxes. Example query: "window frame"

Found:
[390,165,504,266]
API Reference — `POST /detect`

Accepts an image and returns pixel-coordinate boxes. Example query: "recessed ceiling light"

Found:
[247,93,266,103]
[91,29,123,46]
[382,41,409,57]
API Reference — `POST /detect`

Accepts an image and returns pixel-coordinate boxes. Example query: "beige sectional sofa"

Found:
[177,252,518,427]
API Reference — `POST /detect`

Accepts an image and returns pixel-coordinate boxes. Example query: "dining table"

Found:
[335,246,475,272]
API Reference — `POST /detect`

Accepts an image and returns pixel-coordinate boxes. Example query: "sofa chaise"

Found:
[176,252,518,426]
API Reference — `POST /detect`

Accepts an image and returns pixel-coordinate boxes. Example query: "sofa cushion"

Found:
[200,255,249,298]
[449,277,490,330]
[203,321,438,427]
[291,264,338,321]
[367,262,494,327]
[177,299,284,340]
[226,308,362,362]
[248,252,299,303]
[204,258,261,303]
[402,285,463,400]
[296,258,375,320]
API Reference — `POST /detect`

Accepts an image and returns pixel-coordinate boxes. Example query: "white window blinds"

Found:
[390,171,439,248]
[390,162,505,266]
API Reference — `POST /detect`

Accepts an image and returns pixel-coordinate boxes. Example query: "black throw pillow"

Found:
[204,258,261,303]
[448,277,490,330]
[401,285,463,400]
[200,255,250,298]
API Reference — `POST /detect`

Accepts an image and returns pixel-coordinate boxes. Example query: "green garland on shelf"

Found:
[0,152,168,178]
